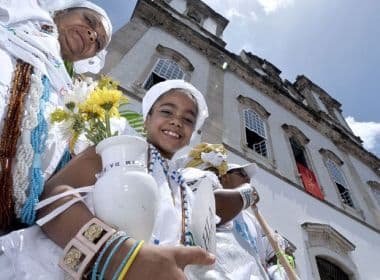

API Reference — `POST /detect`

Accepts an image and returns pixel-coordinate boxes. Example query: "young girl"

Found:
[142,79,209,246]
[0,80,214,279]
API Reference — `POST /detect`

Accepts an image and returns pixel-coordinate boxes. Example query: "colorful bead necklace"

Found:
[148,145,193,246]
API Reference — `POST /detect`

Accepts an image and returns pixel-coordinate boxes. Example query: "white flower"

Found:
[64,77,98,110]
[201,151,227,167]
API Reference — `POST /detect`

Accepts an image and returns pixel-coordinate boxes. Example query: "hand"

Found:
[250,185,260,205]
[124,244,215,280]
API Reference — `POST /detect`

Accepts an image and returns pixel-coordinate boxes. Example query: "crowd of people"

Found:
[0,1,297,279]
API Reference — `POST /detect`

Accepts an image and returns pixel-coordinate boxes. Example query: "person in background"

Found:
[182,143,269,279]
[263,232,295,280]
[0,0,112,232]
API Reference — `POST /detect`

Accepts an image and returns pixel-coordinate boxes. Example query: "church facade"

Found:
[102,0,380,278]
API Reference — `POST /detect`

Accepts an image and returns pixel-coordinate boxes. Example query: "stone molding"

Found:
[319,148,344,166]
[367,180,380,189]
[295,75,341,109]
[237,95,271,118]
[156,44,194,71]
[282,123,310,145]
[301,222,355,256]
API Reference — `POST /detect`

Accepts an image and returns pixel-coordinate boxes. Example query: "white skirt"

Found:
[0,225,64,279]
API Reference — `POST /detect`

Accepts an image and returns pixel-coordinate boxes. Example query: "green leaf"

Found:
[119,109,146,137]
[64,60,75,78]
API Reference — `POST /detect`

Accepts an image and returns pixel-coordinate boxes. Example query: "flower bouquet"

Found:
[50,75,158,241]
[51,75,129,152]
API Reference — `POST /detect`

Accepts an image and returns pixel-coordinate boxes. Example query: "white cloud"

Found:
[202,0,259,21]
[257,0,294,14]
[346,116,380,153]
[226,8,246,19]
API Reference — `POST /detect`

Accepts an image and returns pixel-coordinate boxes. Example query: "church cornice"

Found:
[134,0,380,176]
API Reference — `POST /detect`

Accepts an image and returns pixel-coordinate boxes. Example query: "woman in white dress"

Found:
[181,143,270,279]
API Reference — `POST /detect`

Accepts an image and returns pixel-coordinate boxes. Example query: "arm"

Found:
[214,189,244,225]
[38,146,215,279]
[39,145,101,247]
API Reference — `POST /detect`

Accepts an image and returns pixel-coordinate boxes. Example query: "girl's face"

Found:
[145,90,198,159]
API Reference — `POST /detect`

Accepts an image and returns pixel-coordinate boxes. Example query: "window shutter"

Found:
[244,109,266,138]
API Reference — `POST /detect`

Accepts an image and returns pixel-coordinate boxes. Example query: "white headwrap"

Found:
[39,0,113,74]
[142,80,209,132]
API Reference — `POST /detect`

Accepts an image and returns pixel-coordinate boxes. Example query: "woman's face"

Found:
[220,168,250,189]
[145,90,198,159]
[54,8,109,61]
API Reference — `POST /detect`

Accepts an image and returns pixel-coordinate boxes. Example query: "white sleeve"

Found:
[0,0,51,25]
[0,48,14,131]
[0,48,14,87]
[268,265,289,280]
[204,171,223,191]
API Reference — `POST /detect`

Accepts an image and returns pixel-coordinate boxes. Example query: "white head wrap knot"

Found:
[142,80,209,132]
[201,151,227,167]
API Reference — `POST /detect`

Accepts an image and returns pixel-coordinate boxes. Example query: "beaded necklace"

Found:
[148,145,193,246]
[12,69,43,218]
[20,76,51,224]
[0,60,33,229]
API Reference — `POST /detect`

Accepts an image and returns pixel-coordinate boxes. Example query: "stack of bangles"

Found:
[59,218,144,279]
[238,184,259,209]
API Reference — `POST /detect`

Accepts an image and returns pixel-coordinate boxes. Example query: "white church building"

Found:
[102,0,380,279]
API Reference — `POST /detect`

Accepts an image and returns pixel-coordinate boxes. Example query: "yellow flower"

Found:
[85,88,125,117]
[79,100,105,120]
[50,108,69,123]
[97,75,120,90]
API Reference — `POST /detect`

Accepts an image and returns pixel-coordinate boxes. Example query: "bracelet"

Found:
[59,218,116,279]
[99,235,131,279]
[117,240,144,280]
[238,184,258,209]
[91,231,126,280]
[112,240,144,280]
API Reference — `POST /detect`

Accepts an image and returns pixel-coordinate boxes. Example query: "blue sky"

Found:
[92,0,380,157]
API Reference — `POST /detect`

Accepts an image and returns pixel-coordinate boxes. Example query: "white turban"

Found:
[142,80,209,132]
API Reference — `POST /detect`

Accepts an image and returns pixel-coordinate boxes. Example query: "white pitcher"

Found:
[93,135,158,241]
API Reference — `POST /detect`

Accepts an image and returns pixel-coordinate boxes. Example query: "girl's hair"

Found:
[148,88,199,117]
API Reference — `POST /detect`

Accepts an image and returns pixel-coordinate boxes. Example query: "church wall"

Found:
[222,71,379,226]
[228,151,380,280]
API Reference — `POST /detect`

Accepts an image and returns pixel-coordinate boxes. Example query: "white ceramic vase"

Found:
[93,135,158,241]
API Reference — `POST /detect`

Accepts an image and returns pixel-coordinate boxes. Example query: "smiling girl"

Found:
[0,80,214,279]
[142,80,209,247]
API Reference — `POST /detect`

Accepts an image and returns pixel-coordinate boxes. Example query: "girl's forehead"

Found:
[154,91,198,112]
